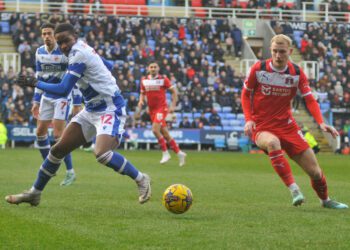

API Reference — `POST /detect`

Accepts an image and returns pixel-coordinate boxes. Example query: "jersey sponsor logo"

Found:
[262,85,271,95]
[143,79,165,91]
[256,71,299,88]
[38,54,66,64]
[41,64,67,72]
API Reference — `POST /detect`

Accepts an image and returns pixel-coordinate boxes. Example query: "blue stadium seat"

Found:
[233,126,244,132]
[218,112,225,118]
[203,125,211,130]
[147,39,156,50]
[193,112,201,118]
[205,55,213,62]
[221,120,230,126]
[182,112,193,119]
[214,126,223,131]
[225,113,236,119]
[222,106,232,113]
[204,113,211,120]
[175,112,182,119]
[236,113,245,120]
[223,125,235,131]
[185,34,192,40]
[229,120,241,126]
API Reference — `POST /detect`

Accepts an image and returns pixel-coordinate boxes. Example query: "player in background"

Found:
[137,62,186,167]
[5,23,151,206]
[242,34,348,209]
[32,23,82,186]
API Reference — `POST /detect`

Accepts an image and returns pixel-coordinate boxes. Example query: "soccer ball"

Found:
[162,184,193,214]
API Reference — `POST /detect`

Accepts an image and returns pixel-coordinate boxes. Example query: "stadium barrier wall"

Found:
[6,125,245,151]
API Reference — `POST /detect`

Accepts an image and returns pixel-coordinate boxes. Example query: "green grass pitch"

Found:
[1,149,349,249]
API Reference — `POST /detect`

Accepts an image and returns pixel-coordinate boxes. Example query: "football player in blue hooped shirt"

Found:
[33,22,82,186]
[6,23,151,206]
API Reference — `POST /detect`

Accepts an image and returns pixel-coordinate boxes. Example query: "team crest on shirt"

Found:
[261,85,271,95]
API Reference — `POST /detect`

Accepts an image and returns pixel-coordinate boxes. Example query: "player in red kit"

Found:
[242,34,348,209]
[138,62,186,166]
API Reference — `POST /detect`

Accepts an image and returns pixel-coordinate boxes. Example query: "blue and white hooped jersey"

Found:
[34,44,82,105]
[67,40,124,112]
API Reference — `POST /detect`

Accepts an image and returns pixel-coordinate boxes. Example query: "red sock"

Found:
[311,173,328,200]
[268,150,295,187]
[158,137,168,152]
[168,138,180,154]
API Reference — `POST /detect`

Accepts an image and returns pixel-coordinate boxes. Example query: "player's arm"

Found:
[71,86,83,116]
[299,71,339,138]
[32,50,42,119]
[37,50,86,96]
[36,72,80,96]
[164,77,177,112]
[241,64,258,136]
[100,56,113,71]
[137,78,146,111]
[168,86,177,113]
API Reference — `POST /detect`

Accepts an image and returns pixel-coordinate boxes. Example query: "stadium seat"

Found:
[222,106,232,113]
[236,113,245,120]
[225,113,236,119]
[229,120,241,126]
[203,125,211,130]
[214,126,222,131]
[221,120,230,126]
[233,126,244,132]
[223,125,235,131]
[182,112,193,119]
[193,112,201,118]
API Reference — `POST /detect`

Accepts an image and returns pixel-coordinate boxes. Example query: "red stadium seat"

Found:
[101,0,148,15]
[0,0,5,10]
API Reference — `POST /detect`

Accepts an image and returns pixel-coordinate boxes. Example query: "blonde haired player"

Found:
[242,34,348,209]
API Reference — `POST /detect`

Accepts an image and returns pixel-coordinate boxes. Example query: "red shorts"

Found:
[252,122,309,157]
[150,109,168,127]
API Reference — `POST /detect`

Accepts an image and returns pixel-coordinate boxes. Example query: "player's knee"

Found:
[266,138,281,151]
[308,167,322,179]
[50,144,65,159]
[152,129,161,137]
[96,150,113,165]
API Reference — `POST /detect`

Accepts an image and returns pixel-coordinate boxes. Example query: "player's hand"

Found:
[319,123,339,138]
[31,103,40,119]
[244,120,256,137]
[16,74,38,88]
[71,105,82,117]
[137,100,144,110]
[169,105,175,113]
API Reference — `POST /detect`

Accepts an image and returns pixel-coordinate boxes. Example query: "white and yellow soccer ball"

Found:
[162,184,193,214]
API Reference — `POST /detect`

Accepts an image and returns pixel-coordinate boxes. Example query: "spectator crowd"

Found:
[2,14,244,131]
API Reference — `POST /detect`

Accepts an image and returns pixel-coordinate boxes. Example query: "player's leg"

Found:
[35,97,54,160]
[94,110,151,204]
[161,126,186,167]
[53,99,76,186]
[36,119,52,159]
[256,131,304,206]
[291,149,348,209]
[5,122,86,206]
[151,112,170,164]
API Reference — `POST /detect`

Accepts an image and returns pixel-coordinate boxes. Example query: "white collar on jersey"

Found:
[44,43,58,54]
[269,61,288,73]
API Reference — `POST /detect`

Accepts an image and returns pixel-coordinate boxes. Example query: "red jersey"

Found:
[140,74,173,111]
[244,59,311,128]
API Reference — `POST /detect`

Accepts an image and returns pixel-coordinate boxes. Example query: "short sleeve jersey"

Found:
[244,59,311,127]
[140,74,173,111]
